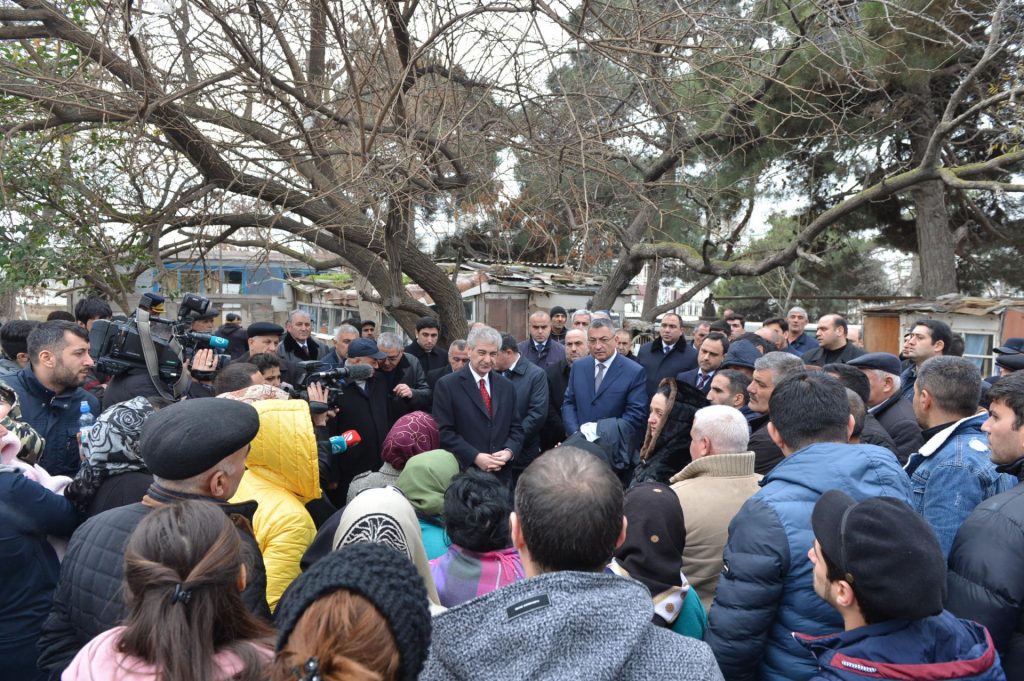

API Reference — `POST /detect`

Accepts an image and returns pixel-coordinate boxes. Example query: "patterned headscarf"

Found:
[64,397,155,511]
[216,384,291,404]
[381,411,441,470]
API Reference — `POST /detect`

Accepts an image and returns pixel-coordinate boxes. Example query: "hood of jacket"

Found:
[795,611,1001,681]
[425,571,666,679]
[762,441,912,499]
[243,399,319,503]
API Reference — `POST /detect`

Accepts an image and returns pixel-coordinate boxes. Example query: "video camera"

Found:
[287,360,374,414]
[89,292,231,387]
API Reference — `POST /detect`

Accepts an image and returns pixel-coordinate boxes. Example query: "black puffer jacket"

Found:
[946,457,1024,680]
[630,379,707,486]
[36,497,270,678]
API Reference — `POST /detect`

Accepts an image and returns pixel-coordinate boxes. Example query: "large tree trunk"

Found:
[911,178,958,297]
[640,258,662,319]
[911,111,958,298]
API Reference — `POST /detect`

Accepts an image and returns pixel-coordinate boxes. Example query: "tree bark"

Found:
[911,112,958,298]
[640,258,662,319]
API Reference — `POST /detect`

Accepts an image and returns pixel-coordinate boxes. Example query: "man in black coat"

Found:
[432,326,523,480]
[376,332,432,416]
[36,398,270,677]
[326,339,394,504]
[404,316,447,374]
[847,352,924,464]
[540,328,588,451]
[634,313,697,397]
[496,334,549,474]
[800,314,865,367]
[747,351,806,475]
[947,372,1024,679]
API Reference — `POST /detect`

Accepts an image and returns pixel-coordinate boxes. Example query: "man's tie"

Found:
[595,362,606,392]
[536,343,546,360]
[664,345,672,354]
[697,372,709,390]
[479,378,492,416]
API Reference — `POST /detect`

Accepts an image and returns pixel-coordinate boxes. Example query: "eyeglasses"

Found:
[588,336,613,344]
[382,354,402,364]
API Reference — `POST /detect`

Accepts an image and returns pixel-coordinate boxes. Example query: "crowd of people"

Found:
[1,297,1024,680]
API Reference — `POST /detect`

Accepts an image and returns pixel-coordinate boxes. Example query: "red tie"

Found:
[479,378,492,416]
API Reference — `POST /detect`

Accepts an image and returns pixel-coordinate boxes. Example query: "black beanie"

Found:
[812,490,946,620]
[275,542,431,681]
[140,398,260,480]
[550,305,567,317]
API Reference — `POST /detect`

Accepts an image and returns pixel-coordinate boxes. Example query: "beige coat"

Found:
[670,451,762,610]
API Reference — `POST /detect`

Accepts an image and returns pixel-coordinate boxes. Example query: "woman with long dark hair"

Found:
[64,499,274,680]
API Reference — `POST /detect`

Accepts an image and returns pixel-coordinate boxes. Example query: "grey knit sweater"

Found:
[422,570,724,680]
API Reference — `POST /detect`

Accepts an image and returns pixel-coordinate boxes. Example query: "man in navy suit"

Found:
[518,311,566,370]
[635,313,698,397]
[676,331,729,396]
[562,318,648,444]
[433,326,524,478]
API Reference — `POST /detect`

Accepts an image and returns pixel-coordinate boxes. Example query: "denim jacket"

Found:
[904,413,1017,557]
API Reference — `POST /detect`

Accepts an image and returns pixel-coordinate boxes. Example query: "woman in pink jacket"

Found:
[64,500,274,681]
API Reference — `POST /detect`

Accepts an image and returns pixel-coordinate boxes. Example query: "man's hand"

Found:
[393,383,413,399]
[474,452,504,472]
[491,448,513,464]
[307,382,331,426]
[189,348,217,382]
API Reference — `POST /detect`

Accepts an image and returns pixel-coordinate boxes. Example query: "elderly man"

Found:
[320,323,361,370]
[690,322,711,352]
[423,448,724,681]
[405,316,447,374]
[432,326,523,479]
[785,306,817,357]
[540,328,588,451]
[571,309,593,330]
[747,351,805,474]
[848,352,923,462]
[636,313,698,397]
[277,310,323,364]
[800,314,865,367]
[518,311,566,370]
[671,405,761,610]
[36,398,270,676]
[376,332,432,416]
[1,321,100,476]
[427,339,470,388]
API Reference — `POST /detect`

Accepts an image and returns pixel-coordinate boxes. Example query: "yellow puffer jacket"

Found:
[230,399,320,611]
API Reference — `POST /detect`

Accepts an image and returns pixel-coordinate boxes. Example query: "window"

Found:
[963,333,994,376]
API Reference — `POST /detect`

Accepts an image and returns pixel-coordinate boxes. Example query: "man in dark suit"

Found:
[676,331,729,396]
[433,326,524,479]
[496,334,549,474]
[635,313,697,397]
[540,328,588,451]
[848,352,924,464]
[562,319,647,444]
[426,340,470,388]
[518,311,566,370]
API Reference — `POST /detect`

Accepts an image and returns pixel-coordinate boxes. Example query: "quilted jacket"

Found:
[230,399,319,611]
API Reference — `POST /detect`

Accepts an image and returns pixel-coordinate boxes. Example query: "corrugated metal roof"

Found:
[865,294,1024,316]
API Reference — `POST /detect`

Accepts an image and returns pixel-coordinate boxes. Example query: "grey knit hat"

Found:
[275,542,431,681]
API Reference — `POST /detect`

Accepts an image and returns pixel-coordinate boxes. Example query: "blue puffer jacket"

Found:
[705,442,913,681]
[795,611,1005,680]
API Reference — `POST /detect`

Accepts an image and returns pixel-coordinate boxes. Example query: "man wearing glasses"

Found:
[376,332,432,416]
[562,318,648,446]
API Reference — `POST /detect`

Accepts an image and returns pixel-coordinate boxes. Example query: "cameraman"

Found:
[102,347,216,409]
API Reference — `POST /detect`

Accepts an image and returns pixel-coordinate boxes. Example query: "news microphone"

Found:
[330,430,362,454]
